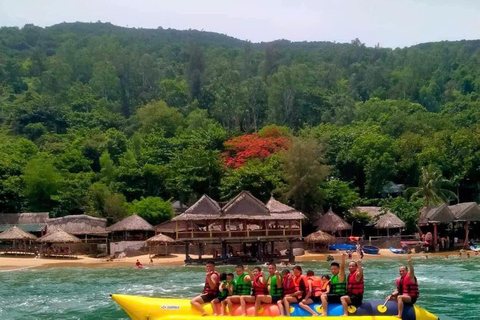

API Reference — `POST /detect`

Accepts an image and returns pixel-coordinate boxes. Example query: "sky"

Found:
[1,0,480,48]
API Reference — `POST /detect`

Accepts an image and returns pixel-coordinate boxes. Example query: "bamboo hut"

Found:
[374,213,405,236]
[146,233,175,256]
[0,212,49,237]
[170,191,306,264]
[38,229,81,258]
[47,214,108,242]
[418,204,455,250]
[305,230,335,252]
[449,202,480,248]
[314,208,351,236]
[0,226,38,255]
[172,200,188,214]
[106,214,154,241]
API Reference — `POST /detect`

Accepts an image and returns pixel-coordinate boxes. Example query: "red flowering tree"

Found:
[222,126,290,168]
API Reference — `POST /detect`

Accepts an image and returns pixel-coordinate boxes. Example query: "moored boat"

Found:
[362,245,380,254]
[111,294,439,320]
[328,243,356,251]
[390,247,406,254]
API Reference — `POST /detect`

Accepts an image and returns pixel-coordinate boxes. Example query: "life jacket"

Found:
[293,274,308,299]
[330,273,347,295]
[282,274,296,296]
[308,276,324,297]
[233,272,252,295]
[219,280,233,298]
[267,274,283,298]
[396,273,419,298]
[203,271,220,295]
[347,269,364,295]
[253,273,268,296]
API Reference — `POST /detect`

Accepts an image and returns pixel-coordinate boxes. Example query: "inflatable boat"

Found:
[328,243,356,251]
[111,294,439,320]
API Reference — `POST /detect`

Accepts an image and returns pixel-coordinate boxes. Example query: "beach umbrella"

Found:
[146,233,175,256]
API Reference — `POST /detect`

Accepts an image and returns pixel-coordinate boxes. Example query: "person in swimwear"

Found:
[386,256,419,319]
[190,261,220,316]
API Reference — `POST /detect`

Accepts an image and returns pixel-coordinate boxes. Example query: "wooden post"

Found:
[199,242,203,260]
[299,219,303,236]
[464,221,469,249]
[433,223,438,251]
[271,241,274,255]
[288,240,294,263]
[175,221,178,240]
[185,242,190,262]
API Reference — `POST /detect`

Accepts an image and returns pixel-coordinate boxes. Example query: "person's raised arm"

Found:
[356,259,363,281]
[275,270,282,288]
[244,265,252,283]
[339,252,346,281]
[407,255,415,279]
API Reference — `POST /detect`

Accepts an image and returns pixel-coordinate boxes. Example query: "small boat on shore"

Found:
[111,294,439,320]
[362,245,380,254]
[328,243,356,251]
[390,247,406,254]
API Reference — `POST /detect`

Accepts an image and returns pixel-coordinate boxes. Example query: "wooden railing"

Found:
[176,229,302,240]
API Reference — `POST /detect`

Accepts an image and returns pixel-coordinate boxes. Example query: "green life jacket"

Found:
[267,274,283,298]
[330,273,347,295]
[234,273,252,295]
[220,280,233,298]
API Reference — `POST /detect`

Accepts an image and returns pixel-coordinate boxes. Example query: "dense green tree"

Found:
[131,196,174,225]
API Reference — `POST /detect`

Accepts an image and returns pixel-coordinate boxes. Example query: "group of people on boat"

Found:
[190,253,419,318]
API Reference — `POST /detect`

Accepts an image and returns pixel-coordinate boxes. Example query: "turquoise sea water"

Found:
[0,258,475,320]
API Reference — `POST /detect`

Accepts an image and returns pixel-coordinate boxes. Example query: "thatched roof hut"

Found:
[106,214,153,232]
[418,204,455,226]
[374,213,405,229]
[0,226,37,241]
[0,212,49,233]
[449,202,480,222]
[146,233,175,244]
[314,208,351,233]
[47,215,108,236]
[305,230,335,244]
[172,200,188,214]
[38,230,81,243]
[266,196,307,220]
[351,206,384,219]
[171,195,221,222]
[220,191,270,220]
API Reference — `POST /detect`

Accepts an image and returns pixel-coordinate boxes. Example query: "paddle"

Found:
[377,298,389,313]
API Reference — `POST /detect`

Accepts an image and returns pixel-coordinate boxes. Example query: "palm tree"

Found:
[405,165,457,207]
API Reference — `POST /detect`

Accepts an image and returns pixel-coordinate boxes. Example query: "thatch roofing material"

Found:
[449,203,480,222]
[352,206,384,219]
[0,212,49,225]
[172,200,188,213]
[305,230,336,244]
[146,233,175,244]
[154,220,192,233]
[220,191,269,220]
[418,204,455,225]
[266,197,307,220]
[314,208,351,233]
[106,214,153,232]
[0,224,46,233]
[172,195,221,221]
[374,213,405,229]
[38,230,81,243]
[47,214,108,235]
[0,226,38,240]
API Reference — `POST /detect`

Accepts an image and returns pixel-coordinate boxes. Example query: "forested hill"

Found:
[1,22,480,228]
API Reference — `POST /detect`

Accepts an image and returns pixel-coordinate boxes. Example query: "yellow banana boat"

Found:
[111,294,439,320]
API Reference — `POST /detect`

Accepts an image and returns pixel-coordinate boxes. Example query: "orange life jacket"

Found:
[308,276,324,297]
[203,271,220,295]
[293,274,308,299]
[282,274,296,296]
[347,269,364,295]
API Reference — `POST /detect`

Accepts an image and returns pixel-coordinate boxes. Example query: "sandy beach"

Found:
[0,249,472,271]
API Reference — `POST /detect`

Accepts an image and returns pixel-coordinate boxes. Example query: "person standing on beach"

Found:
[340,259,364,316]
[320,253,346,316]
[190,261,220,316]
[386,256,419,319]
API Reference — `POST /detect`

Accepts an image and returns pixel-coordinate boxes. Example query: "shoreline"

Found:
[0,249,475,271]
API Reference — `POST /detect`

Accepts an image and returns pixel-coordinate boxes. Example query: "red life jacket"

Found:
[203,271,220,295]
[347,269,364,295]
[282,274,296,296]
[308,276,324,297]
[293,275,308,299]
[253,273,268,296]
[396,273,419,298]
